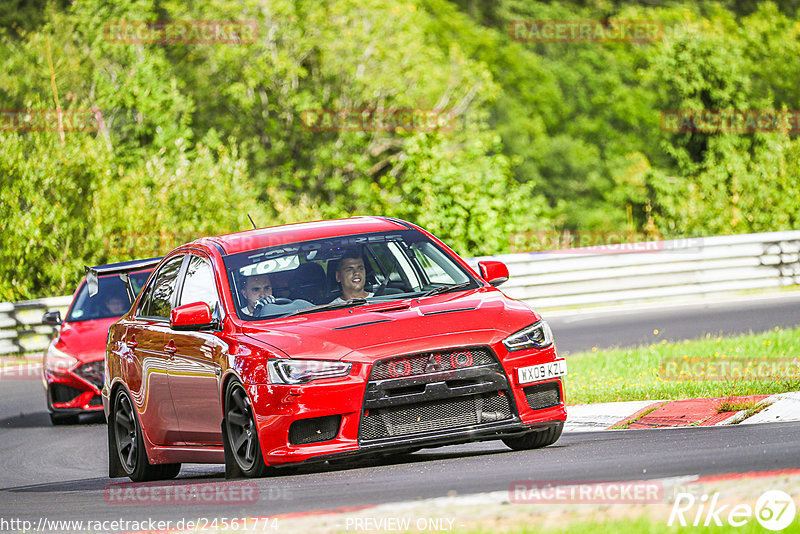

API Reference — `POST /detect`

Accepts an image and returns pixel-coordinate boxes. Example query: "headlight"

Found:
[267,359,352,384]
[503,321,554,351]
[45,345,79,373]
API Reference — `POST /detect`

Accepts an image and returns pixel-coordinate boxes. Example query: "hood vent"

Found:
[333,319,392,330]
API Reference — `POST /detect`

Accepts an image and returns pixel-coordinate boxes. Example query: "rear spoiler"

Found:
[85,257,163,303]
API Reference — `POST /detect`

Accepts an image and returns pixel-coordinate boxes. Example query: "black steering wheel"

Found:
[253,296,293,315]
[372,273,390,296]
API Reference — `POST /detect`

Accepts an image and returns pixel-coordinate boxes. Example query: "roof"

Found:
[198,217,412,255]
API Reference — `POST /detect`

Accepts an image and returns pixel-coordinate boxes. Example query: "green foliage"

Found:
[0,131,109,300]
[2,0,800,299]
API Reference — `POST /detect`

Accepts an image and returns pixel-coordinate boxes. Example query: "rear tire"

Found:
[112,388,180,481]
[49,413,80,425]
[502,422,563,451]
[224,380,268,478]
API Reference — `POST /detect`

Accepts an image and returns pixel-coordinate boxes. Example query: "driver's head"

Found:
[105,295,127,316]
[240,273,272,313]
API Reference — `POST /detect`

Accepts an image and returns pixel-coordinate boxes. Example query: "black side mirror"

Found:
[42,311,62,326]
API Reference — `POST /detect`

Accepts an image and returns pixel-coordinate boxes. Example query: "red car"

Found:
[103,217,567,481]
[42,260,156,425]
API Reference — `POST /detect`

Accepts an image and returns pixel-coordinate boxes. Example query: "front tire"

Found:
[224,380,268,478]
[111,388,180,481]
[502,422,563,451]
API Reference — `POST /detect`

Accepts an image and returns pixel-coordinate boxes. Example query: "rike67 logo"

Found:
[669,490,796,531]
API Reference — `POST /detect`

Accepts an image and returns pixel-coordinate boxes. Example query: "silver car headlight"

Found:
[267,359,352,384]
[503,320,554,351]
[44,344,79,373]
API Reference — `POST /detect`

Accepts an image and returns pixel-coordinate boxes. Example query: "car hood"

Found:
[54,317,118,362]
[241,289,540,363]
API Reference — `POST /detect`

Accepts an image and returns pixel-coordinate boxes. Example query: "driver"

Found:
[104,295,128,316]
[240,273,273,314]
[240,272,311,317]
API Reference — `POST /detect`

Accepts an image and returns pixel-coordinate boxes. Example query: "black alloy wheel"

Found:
[225,381,267,477]
[113,388,180,481]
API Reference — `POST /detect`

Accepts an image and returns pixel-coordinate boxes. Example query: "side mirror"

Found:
[477,260,509,287]
[170,302,215,331]
[42,310,62,326]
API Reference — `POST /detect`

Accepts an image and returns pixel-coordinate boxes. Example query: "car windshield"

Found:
[66,271,152,322]
[223,229,477,320]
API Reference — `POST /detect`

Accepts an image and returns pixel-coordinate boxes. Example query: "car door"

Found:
[128,254,184,446]
[167,254,227,445]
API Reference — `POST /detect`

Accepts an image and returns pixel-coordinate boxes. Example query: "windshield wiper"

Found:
[284,298,369,317]
[419,281,472,298]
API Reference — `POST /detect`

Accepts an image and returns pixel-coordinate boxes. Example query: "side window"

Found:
[367,243,416,292]
[409,242,470,285]
[179,256,220,311]
[136,282,154,317]
[139,256,184,318]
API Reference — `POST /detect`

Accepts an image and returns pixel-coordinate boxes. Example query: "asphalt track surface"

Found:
[546,292,800,355]
[1,293,799,528]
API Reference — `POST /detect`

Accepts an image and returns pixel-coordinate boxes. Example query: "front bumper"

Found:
[45,365,104,414]
[248,345,566,466]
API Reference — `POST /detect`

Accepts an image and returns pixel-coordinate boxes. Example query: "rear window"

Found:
[66,271,151,323]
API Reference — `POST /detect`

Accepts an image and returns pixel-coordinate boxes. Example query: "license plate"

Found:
[517,360,567,384]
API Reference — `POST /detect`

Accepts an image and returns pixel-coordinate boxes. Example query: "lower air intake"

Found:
[288,415,341,445]
[49,384,83,404]
[523,382,561,410]
[359,393,512,441]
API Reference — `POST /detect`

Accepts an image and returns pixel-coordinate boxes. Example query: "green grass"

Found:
[610,402,665,429]
[565,326,800,404]
[716,399,758,413]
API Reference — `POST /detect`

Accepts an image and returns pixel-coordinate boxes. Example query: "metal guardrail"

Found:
[3,231,800,358]
[473,230,800,309]
[0,296,71,358]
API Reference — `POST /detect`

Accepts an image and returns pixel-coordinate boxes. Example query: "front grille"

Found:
[524,382,561,410]
[289,415,341,445]
[75,361,104,389]
[89,395,103,406]
[50,383,83,404]
[359,392,512,441]
[369,347,495,380]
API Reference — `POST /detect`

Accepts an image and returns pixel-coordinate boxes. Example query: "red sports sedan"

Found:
[103,217,567,481]
[42,260,155,424]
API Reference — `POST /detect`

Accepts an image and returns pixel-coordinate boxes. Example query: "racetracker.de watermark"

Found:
[2,109,105,132]
[509,19,663,43]
[0,364,44,381]
[510,480,663,504]
[0,517,278,532]
[103,20,257,44]
[661,109,800,134]
[300,108,455,132]
[104,480,288,505]
[104,231,200,256]
[508,230,704,254]
[660,357,800,382]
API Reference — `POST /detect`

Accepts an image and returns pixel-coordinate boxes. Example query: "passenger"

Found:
[331,250,374,304]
